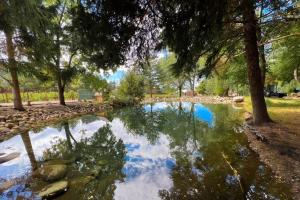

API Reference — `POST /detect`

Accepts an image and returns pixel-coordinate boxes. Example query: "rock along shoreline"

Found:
[0,102,110,141]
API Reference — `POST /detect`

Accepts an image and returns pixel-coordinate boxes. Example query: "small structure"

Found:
[78,89,95,101]
[94,92,103,103]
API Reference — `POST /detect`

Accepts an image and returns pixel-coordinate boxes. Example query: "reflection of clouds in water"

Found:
[110,118,174,200]
[114,167,172,200]
[1,116,175,199]
[0,118,106,180]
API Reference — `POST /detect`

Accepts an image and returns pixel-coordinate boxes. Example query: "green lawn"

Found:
[0,91,78,103]
[244,97,300,134]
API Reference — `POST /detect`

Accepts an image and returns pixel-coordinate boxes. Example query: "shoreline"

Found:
[0,102,109,141]
[143,96,234,104]
[1,97,299,199]
[243,113,300,200]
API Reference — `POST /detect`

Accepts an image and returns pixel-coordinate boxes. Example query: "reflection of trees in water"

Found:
[114,103,290,199]
[20,131,38,170]
[42,124,126,199]
[112,105,165,144]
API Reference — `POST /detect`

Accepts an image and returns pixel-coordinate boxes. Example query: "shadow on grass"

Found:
[265,98,300,108]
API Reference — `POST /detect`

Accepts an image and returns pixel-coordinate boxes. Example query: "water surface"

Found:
[0,102,291,199]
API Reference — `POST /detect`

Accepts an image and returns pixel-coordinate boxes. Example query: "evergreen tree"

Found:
[0,0,45,110]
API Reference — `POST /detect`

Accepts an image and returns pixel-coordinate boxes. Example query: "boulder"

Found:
[39,180,69,199]
[233,96,244,103]
[36,164,67,182]
[0,152,20,164]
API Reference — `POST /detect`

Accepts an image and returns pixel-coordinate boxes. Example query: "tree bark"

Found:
[57,74,66,106]
[294,67,299,83]
[5,31,25,111]
[257,24,267,86]
[242,0,272,124]
[189,76,195,96]
[179,85,182,97]
[257,1,267,87]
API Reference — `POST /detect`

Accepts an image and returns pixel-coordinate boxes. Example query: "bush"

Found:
[110,72,145,106]
[279,80,300,94]
[196,81,206,94]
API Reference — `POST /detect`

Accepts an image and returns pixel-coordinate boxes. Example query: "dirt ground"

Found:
[244,115,300,200]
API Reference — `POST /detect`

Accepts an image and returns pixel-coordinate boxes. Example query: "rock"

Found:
[0,116,6,122]
[39,180,69,199]
[36,164,67,182]
[0,152,20,164]
[5,123,14,129]
[0,127,10,133]
[233,96,244,103]
[0,180,16,193]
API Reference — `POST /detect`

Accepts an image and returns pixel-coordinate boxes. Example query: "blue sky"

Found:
[104,70,126,83]
[103,49,169,83]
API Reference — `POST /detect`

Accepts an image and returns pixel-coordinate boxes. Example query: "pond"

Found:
[0,102,292,199]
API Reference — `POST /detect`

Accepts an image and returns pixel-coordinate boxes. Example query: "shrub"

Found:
[110,72,145,106]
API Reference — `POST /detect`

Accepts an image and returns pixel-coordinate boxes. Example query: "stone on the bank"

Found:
[38,180,69,199]
[0,152,20,164]
[0,180,16,193]
[0,116,6,122]
[233,96,244,103]
[5,123,14,129]
[37,164,67,182]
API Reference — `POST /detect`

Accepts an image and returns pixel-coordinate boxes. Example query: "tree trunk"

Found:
[179,85,182,97]
[257,26,267,86]
[5,31,25,111]
[57,74,66,106]
[257,1,267,87]
[294,67,299,83]
[242,0,272,124]
[189,77,195,96]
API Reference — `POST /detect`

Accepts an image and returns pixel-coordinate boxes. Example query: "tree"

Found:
[158,53,187,97]
[32,0,82,106]
[271,23,300,83]
[72,0,142,70]
[0,0,45,110]
[142,58,163,98]
[111,71,145,105]
[155,0,298,123]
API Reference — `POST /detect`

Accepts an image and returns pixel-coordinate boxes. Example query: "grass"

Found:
[0,91,78,103]
[145,93,177,98]
[244,96,300,134]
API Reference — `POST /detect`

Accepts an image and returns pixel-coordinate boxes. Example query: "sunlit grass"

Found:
[244,96,300,134]
[0,91,78,103]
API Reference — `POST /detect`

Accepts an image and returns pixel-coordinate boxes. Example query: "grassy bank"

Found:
[244,97,300,134]
[0,91,78,103]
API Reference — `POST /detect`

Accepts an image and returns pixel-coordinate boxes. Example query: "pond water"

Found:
[0,102,291,200]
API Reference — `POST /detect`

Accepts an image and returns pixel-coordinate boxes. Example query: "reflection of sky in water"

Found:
[0,119,107,181]
[0,116,176,200]
[144,102,214,127]
[0,103,213,199]
[110,119,174,200]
